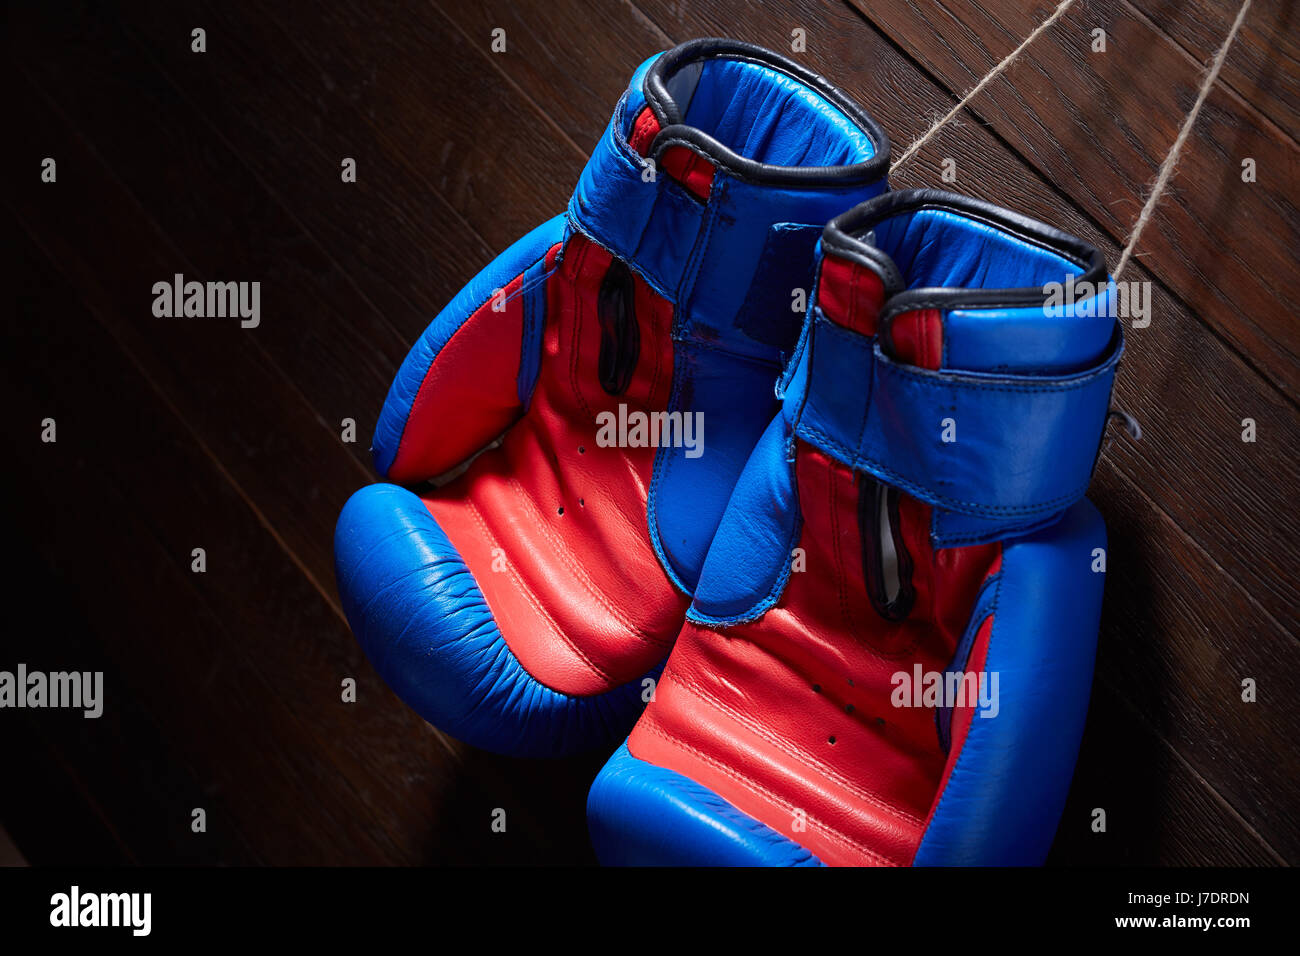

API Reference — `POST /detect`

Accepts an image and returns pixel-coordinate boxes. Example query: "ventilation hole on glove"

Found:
[876,717,886,726]
[811,684,822,694]
[844,704,855,715]
[578,446,586,454]
[828,736,837,745]
[847,677,855,687]
[579,498,585,507]
[557,507,565,516]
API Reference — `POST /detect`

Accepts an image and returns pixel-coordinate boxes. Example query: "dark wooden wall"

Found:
[4,0,1296,865]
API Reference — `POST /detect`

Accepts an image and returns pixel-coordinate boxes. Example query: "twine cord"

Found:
[888,0,1252,285]
[1114,0,1253,280]
[890,0,1078,172]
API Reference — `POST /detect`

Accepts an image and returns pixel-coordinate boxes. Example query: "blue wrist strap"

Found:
[790,312,1122,525]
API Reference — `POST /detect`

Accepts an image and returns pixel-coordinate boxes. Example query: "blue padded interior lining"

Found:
[874,209,1085,291]
[679,59,875,167]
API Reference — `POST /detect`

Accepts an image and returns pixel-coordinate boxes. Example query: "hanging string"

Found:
[875,0,1252,457]
[890,0,1078,172]
[1114,0,1253,280]
[888,0,1252,283]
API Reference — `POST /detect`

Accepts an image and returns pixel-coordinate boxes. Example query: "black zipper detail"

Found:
[596,259,640,396]
[858,476,916,621]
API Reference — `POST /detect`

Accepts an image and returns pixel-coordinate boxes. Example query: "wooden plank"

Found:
[7,224,601,863]
[86,0,493,338]
[4,232,407,864]
[1090,462,1299,860]
[1128,0,1300,139]
[0,549,260,864]
[5,230,440,862]
[110,0,573,332]
[427,0,668,150]
[0,712,132,866]
[1048,684,1278,865]
[9,72,358,607]
[4,401,391,865]
[8,2,405,479]
[849,0,1300,397]
[7,6,618,865]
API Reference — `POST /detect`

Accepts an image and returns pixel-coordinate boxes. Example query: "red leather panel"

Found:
[817,261,945,374]
[388,272,527,483]
[628,107,714,200]
[628,107,660,156]
[629,443,999,865]
[888,308,944,371]
[816,255,884,337]
[423,236,689,696]
[664,146,715,201]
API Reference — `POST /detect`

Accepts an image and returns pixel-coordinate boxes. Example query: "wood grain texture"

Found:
[0,541,259,865]
[1048,683,1278,865]
[1089,462,1295,860]
[1129,0,1300,138]
[8,3,607,863]
[7,226,604,865]
[4,0,1295,866]
[851,0,1300,398]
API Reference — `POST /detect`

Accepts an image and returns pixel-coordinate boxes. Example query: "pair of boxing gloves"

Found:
[334,39,1123,866]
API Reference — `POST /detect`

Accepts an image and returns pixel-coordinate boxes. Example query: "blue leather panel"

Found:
[589,743,824,866]
[874,208,1079,292]
[372,215,568,478]
[619,55,661,135]
[946,295,1115,376]
[793,315,1122,524]
[516,254,551,408]
[913,498,1105,865]
[688,414,800,623]
[684,60,875,166]
[566,97,657,294]
[873,207,1116,376]
[334,483,657,757]
[685,174,888,355]
[636,173,706,306]
[638,172,883,590]
[927,501,1069,549]
[569,101,887,359]
[566,57,888,592]
[649,345,786,594]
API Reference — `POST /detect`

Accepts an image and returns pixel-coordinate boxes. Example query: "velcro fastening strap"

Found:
[734,222,822,352]
[793,313,1123,519]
